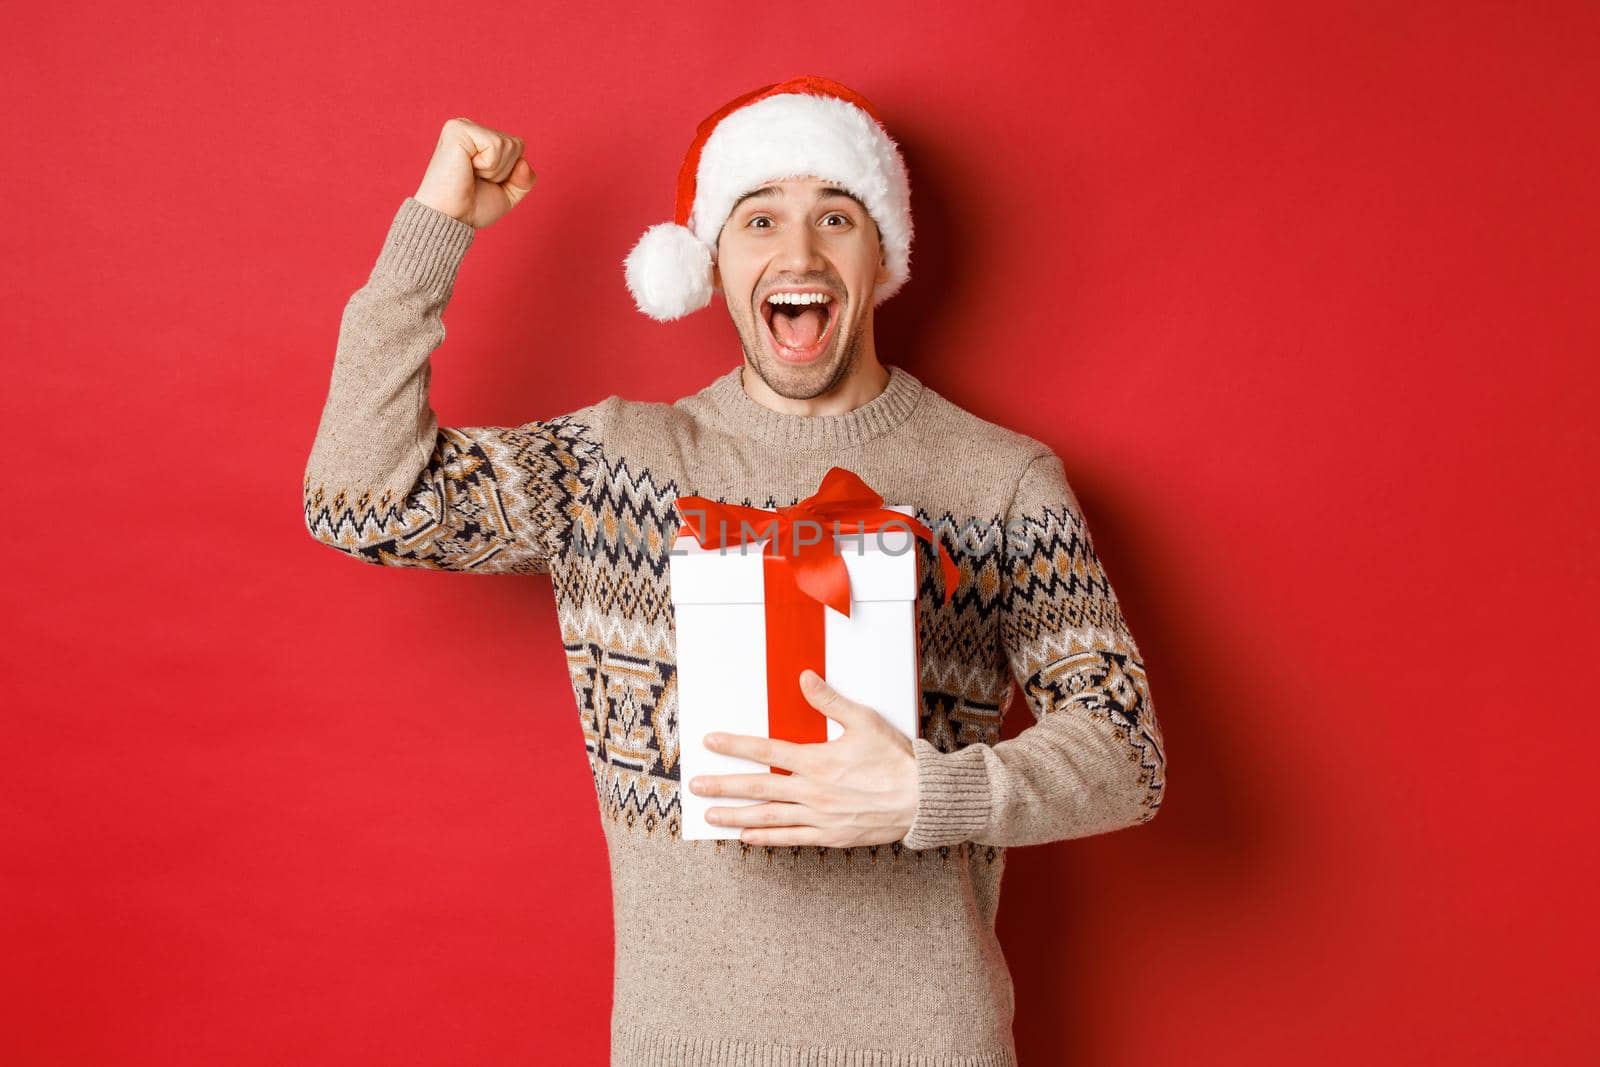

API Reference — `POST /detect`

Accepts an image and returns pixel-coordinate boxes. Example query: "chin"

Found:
[744,328,855,400]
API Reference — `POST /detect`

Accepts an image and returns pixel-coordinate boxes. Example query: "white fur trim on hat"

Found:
[623,91,912,322]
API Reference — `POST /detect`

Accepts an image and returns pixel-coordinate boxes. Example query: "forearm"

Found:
[304,197,475,498]
[901,660,1165,849]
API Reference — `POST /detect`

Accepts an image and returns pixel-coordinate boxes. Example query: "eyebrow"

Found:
[731,185,864,213]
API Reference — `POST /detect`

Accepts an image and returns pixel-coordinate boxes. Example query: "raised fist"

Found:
[414,117,537,230]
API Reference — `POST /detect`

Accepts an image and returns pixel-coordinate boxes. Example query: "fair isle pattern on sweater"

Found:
[303,197,1166,1065]
[302,409,1166,863]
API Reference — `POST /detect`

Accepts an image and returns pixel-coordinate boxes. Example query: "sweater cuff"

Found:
[900,736,993,850]
[370,197,477,297]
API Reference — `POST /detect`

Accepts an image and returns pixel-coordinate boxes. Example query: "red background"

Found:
[4,2,1596,1063]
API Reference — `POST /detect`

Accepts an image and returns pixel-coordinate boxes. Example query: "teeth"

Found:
[765,292,833,306]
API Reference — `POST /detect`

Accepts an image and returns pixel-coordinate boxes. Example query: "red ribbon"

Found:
[674,466,958,617]
[673,467,958,768]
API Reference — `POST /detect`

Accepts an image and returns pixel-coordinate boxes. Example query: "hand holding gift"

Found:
[688,667,919,848]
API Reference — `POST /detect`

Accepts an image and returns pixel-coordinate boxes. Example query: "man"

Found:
[304,74,1167,1067]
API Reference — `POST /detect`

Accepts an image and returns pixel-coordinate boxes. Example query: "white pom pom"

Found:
[623,223,714,321]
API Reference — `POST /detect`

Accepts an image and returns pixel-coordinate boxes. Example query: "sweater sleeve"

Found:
[302,197,605,575]
[900,451,1167,849]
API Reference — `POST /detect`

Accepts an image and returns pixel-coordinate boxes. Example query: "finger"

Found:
[739,824,829,847]
[487,137,518,183]
[453,119,496,166]
[501,158,537,209]
[799,669,866,726]
[471,139,501,174]
[704,731,812,773]
[503,137,528,186]
[705,801,820,828]
[441,116,481,150]
[690,771,814,803]
[483,134,515,182]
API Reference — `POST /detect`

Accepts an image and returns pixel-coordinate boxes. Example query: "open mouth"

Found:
[758,290,842,364]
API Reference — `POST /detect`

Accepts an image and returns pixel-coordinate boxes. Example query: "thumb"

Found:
[501,157,537,210]
[800,669,860,726]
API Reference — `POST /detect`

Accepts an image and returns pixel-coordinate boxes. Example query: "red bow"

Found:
[674,466,959,618]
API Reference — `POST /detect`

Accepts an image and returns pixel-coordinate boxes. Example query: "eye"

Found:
[748,216,772,229]
[823,213,851,227]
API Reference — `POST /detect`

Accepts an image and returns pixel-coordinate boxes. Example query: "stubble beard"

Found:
[735,299,864,402]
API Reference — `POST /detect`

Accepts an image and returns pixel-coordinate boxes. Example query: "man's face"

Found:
[713,176,891,399]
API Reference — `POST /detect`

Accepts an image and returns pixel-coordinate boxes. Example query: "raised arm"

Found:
[900,451,1168,849]
[302,120,606,575]
[301,198,604,574]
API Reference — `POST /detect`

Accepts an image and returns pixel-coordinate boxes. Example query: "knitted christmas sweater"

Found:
[303,197,1168,1067]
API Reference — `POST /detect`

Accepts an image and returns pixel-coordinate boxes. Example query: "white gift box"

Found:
[668,505,923,841]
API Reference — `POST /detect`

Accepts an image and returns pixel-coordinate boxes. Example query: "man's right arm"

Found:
[301,195,604,575]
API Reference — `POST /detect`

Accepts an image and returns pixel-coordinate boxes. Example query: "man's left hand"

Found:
[688,668,919,847]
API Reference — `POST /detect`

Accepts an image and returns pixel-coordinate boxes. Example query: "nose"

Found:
[772,219,828,274]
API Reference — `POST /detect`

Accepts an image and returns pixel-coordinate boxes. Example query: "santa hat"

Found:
[622,74,913,322]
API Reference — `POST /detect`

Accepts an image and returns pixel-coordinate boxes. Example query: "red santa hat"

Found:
[622,74,913,322]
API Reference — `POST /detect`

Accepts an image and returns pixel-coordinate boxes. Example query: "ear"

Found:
[873,219,890,286]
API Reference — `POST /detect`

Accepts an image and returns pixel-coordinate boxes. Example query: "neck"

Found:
[698,359,923,451]
[739,351,891,418]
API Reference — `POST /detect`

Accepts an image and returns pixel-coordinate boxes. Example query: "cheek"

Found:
[730,280,765,319]
[714,254,755,299]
